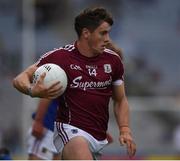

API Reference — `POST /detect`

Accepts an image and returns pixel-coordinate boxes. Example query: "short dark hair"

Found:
[74,7,114,37]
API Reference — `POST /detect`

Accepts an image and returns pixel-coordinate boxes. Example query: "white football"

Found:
[33,63,68,94]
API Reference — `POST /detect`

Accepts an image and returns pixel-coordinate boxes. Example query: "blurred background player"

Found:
[27,99,60,160]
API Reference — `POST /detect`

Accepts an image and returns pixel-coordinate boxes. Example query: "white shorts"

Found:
[27,127,58,160]
[53,122,108,154]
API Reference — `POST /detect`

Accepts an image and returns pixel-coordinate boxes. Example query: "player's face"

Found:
[88,21,111,54]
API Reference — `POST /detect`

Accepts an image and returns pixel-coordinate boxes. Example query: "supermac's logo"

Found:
[70,76,112,91]
[104,64,112,73]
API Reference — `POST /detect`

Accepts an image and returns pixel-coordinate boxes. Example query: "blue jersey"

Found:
[32,99,58,131]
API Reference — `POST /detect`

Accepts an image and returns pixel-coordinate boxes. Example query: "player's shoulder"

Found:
[37,44,75,64]
[50,43,76,54]
[40,43,75,58]
[61,44,76,52]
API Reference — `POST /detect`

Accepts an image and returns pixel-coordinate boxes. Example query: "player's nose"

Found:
[104,34,110,43]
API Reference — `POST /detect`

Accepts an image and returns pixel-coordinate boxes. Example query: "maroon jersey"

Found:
[37,43,124,140]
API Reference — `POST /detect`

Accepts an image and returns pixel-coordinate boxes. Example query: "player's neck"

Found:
[76,40,98,58]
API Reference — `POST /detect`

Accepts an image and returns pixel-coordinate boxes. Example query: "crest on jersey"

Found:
[104,64,112,73]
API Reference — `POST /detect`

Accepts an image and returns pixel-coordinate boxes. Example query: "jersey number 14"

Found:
[88,69,97,76]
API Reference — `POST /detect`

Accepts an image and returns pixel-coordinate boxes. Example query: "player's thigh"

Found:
[62,136,93,160]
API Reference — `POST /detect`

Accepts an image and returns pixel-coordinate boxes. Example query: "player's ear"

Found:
[82,28,90,39]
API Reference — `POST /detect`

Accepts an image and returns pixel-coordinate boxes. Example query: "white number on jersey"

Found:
[88,68,97,76]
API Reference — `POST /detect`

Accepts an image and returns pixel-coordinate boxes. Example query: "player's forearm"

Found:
[13,64,37,95]
[35,99,52,122]
[114,96,130,132]
[13,72,32,95]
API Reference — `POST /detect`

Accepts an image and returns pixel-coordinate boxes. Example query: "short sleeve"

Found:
[112,56,124,86]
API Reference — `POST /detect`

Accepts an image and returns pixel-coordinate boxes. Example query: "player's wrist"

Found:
[120,125,131,134]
